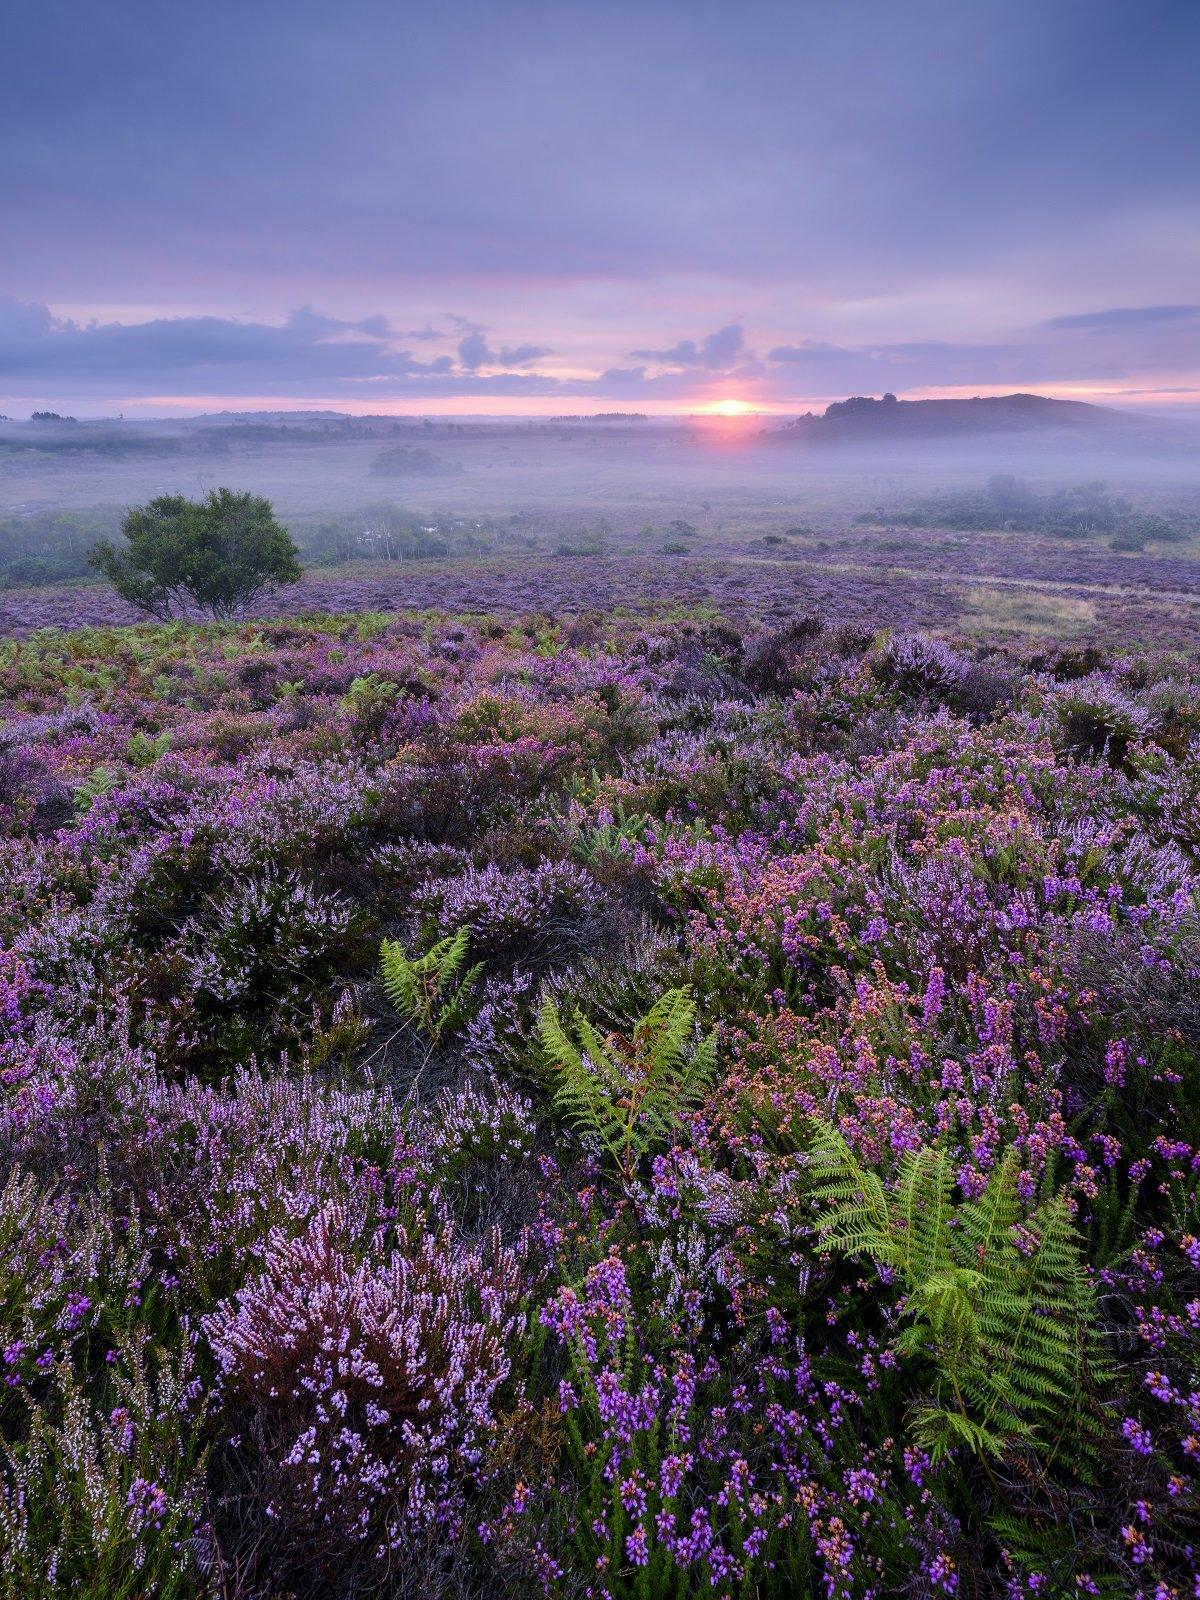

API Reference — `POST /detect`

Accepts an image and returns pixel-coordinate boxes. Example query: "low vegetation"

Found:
[859,474,1200,548]
[369,445,465,477]
[0,507,122,588]
[300,504,510,565]
[0,602,1197,1597]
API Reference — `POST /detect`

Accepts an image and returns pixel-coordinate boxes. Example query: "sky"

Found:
[2,0,1200,417]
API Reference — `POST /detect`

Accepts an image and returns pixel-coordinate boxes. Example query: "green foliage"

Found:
[342,673,401,732]
[88,489,302,621]
[537,987,716,1179]
[0,508,123,589]
[864,475,1199,544]
[74,765,119,810]
[379,927,484,1044]
[1054,682,1148,770]
[570,807,655,866]
[554,537,606,557]
[296,504,501,565]
[0,1343,206,1600]
[806,1126,1101,1465]
[124,730,172,768]
[369,445,463,478]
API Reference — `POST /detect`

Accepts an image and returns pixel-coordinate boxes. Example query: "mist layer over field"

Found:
[4,406,1200,648]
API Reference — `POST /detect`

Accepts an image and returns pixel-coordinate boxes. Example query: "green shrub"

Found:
[89,489,301,621]
[806,1127,1103,1466]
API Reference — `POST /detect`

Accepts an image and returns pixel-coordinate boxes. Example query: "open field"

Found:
[2,416,1200,1600]
[5,419,1200,652]
[5,541,1200,649]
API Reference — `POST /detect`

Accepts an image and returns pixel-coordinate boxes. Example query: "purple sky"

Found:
[3,0,1199,416]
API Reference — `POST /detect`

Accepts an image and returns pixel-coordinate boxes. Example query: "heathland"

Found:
[0,414,1198,1598]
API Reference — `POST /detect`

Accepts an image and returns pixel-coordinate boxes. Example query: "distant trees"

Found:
[369,446,463,477]
[0,507,121,589]
[303,504,455,563]
[856,477,1199,549]
[89,489,302,620]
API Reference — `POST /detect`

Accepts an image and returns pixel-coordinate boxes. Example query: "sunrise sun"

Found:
[710,397,751,416]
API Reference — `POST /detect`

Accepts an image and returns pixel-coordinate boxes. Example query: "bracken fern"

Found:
[379,926,484,1043]
[806,1126,1103,1467]
[536,986,716,1180]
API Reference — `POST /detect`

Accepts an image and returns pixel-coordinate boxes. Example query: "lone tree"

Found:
[89,489,302,621]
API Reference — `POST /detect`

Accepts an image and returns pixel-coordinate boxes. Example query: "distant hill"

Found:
[766,391,1146,445]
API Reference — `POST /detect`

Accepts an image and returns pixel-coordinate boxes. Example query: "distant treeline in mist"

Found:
[299,505,524,564]
[0,427,182,461]
[0,507,124,586]
[0,416,436,463]
[858,475,1200,551]
[0,415,541,464]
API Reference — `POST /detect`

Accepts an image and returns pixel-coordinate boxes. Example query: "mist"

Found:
[3,400,1200,648]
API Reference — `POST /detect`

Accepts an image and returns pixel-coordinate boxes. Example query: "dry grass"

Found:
[960,585,1096,639]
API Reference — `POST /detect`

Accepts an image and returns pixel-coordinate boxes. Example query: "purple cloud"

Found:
[1044,305,1200,331]
[456,332,551,370]
[630,324,745,370]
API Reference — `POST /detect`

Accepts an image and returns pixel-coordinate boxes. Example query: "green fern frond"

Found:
[379,927,483,1043]
[805,1120,1103,1468]
[913,1404,1009,1463]
[537,987,717,1180]
[125,729,172,768]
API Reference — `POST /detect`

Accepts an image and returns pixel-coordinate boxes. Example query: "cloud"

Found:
[456,331,551,370]
[4,1,1200,384]
[0,296,55,340]
[578,359,769,402]
[0,300,433,390]
[768,336,1054,388]
[630,324,745,369]
[1044,305,1200,331]
[0,299,560,400]
[395,323,451,341]
[283,306,395,341]
[3,291,1200,412]
[762,330,1200,391]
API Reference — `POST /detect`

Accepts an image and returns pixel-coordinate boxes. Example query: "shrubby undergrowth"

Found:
[859,475,1200,550]
[0,607,1197,1597]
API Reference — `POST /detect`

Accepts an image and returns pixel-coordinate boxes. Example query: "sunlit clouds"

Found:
[2,1,1199,414]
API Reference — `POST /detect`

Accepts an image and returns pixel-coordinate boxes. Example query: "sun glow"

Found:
[710,397,750,416]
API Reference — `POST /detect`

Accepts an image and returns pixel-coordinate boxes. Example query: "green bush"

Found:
[89,489,301,620]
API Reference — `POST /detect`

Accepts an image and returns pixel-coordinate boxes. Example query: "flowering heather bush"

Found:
[414,858,594,964]
[1052,672,1157,772]
[870,630,968,701]
[417,1076,537,1176]
[0,605,1198,1596]
[0,1335,209,1599]
[181,866,369,1061]
[204,1202,522,1585]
